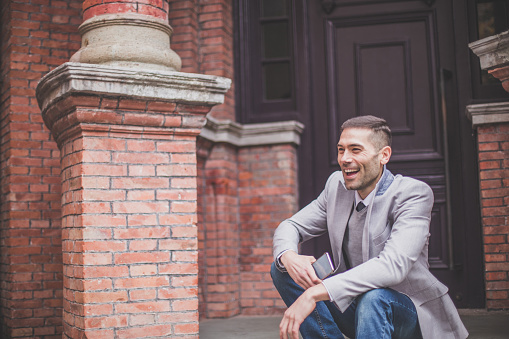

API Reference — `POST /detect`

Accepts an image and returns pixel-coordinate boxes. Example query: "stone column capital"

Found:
[469,30,509,70]
[469,30,509,128]
[36,62,231,145]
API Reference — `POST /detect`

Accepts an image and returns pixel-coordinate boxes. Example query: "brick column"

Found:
[198,118,303,316]
[34,0,229,336]
[36,66,229,339]
[469,33,509,310]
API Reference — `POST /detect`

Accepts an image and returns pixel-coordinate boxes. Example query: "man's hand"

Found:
[279,283,329,339]
[281,251,321,290]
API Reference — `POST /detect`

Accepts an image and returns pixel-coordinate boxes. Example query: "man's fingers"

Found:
[281,314,299,339]
[290,264,319,289]
[291,325,300,339]
[279,318,286,339]
[294,274,309,287]
[289,315,301,339]
[301,266,321,288]
[295,275,313,290]
[309,270,322,285]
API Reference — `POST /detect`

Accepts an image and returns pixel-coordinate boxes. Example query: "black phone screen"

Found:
[312,252,334,280]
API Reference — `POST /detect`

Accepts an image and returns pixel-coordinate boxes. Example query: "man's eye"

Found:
[352,148,361,152]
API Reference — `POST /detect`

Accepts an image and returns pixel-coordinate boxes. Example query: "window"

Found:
[235,0,306,123]
[471,0,509,99]
[478,0,509,84]
[260,0,292,101]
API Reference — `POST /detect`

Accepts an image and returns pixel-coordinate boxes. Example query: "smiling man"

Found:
[271,115,467,339]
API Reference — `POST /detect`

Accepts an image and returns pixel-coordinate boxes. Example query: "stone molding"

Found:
[36,62,231,115]
[466,101,509,127]
[469,30,509,70]
[199,116,305,147]
[36,63,231,146]
[70,13,182,71]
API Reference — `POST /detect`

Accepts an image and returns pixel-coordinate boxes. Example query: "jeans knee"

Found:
[361,288,390,301]
[357,289,392,314]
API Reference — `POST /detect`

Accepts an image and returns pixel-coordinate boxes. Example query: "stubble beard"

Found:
[343,156,382,193]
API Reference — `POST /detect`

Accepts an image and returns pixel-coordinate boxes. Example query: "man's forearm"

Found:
[307,282,330,303]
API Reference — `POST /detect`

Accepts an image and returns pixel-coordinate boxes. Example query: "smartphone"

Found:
[312,252,335,280]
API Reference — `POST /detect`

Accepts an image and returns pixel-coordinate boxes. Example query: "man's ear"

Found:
[380,146,392,165]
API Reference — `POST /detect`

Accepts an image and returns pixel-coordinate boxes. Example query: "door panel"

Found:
[303,0,484,307]
[323,11,442,168]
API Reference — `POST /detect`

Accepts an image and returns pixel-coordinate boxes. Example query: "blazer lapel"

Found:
[361,167,394,262]
[362,198,374,262]
[331,185,355,268]
[362,178,382,262]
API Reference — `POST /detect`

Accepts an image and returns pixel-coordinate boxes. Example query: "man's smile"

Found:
[343,168,360,179]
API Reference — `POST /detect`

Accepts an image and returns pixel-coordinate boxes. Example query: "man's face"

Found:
[337,128,390,199]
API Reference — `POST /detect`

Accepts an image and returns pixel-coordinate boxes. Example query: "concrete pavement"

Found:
[199,309,509,339]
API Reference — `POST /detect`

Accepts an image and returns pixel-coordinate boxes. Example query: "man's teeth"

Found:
[344,169,358,173]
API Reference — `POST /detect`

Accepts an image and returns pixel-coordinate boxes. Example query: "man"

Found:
[271,115,467,339]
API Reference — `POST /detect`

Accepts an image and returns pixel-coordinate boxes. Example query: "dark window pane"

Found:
[477,1,509,39]
[263,62,292,100]
[262,0,287,17]
[263,22,290,58]
[477,1,509,83]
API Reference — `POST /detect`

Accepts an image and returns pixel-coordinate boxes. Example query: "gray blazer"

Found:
[273,169,468,339]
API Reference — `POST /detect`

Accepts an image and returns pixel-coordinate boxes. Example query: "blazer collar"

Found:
[375,166,394,197]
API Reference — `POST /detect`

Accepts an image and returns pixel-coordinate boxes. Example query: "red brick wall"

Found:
[170,0,235,120]
[198,0,234,120]
[196,141,299,318]
[82,0,170,21]
[238,145,298,315]
[0,0,80,337]
[171,0,243,318]
[478,123,509,310]
[0,0,299,332]
[172,0,300,317]
[169,0,199,74]
[197,142,240,318]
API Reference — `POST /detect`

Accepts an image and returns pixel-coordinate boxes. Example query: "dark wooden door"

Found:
[301,0,484,308]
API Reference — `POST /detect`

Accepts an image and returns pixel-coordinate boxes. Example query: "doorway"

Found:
[234,0,486,308]
[301,0,484,308]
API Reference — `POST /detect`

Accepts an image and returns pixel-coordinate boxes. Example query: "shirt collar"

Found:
[355,189,375,207]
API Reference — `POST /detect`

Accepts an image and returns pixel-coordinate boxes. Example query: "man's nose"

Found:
[340,151,352,164]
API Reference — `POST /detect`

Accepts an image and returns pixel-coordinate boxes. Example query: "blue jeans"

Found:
[271,262,422,339]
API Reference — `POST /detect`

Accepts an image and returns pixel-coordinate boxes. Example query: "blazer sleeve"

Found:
[322,179,434,311]
[272,172,340,261]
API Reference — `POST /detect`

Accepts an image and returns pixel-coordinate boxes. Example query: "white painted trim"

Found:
[466,102,509,127]
[199,116,305,147]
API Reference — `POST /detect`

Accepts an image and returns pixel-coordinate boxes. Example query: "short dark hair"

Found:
[340,115,392,150]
